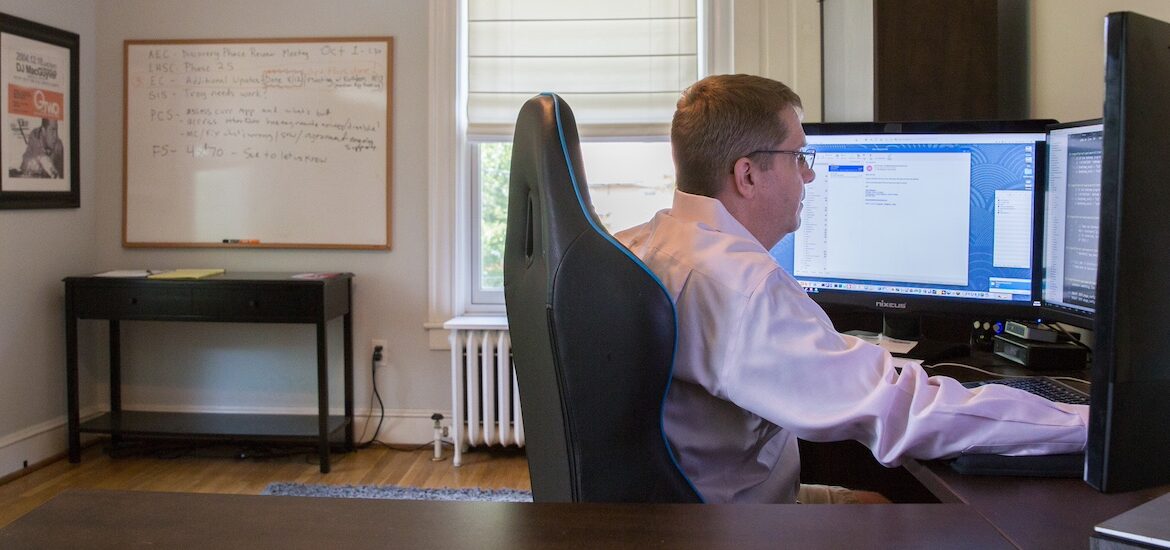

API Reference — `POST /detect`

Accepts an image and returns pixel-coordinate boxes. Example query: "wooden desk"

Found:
[799,350,1168,548]
[64,272,354,473]
[0,489,1014,549]
[906,460,1168,550]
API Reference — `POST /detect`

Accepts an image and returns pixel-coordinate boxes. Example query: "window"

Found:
[467,0,700,306]
[428,0,788,334]
[472,140,677,303]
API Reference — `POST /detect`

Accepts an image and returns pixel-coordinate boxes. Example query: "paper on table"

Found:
[93,270,156,277]
[843,330,919,355]
[291,272,340,279]
[147,269,226,280]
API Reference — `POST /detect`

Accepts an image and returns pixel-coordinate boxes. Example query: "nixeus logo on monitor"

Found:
[875,300,908,311]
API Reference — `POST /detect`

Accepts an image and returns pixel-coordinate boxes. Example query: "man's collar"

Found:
[671,190,762,245]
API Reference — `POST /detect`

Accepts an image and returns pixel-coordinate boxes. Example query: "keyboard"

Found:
[962,376,1089,405]
[950,376,1090,478]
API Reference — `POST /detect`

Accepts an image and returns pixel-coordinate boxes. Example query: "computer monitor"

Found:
[769,120,1052,338]
[1039,120,1103,329]
[1086,11,1170,493]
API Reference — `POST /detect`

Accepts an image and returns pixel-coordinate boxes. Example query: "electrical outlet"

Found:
[371,339,387,367]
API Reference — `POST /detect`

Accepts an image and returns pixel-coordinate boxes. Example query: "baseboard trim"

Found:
[0,406,102,482]
[0,408,453,481]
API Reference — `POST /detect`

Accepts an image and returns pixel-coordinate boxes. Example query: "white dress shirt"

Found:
[615,190,1089,503]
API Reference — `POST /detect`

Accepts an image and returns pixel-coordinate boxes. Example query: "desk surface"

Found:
[0,489,1013,550]
[907,356,1168,548]
[907,459,1169,549]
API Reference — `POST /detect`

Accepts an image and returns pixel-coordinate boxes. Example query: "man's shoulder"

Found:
[613,221,647,249]
[629,215,782,294]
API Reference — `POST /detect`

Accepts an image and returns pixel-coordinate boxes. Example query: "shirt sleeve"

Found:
[719,270,1089,466]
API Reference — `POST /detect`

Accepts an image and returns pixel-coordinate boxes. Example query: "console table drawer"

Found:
[193,287,322,320]
[75,287,193,318]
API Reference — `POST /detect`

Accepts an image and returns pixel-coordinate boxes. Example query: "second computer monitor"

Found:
[1039,120,1103,329]
[770,121,1052,324]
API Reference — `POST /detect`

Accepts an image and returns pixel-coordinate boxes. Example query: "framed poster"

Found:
[0,13,79,209]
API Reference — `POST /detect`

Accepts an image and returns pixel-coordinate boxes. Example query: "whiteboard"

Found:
[123,38,392,249]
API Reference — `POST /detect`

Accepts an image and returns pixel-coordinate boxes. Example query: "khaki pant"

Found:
[796,483,863,504]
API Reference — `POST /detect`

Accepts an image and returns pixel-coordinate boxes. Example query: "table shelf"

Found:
[64,271,355,473]
[80,411,351,441]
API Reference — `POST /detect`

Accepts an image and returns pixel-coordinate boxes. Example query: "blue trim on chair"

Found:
[544,93,704,503]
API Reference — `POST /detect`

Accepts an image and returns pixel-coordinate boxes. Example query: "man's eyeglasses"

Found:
[747,148,816,169]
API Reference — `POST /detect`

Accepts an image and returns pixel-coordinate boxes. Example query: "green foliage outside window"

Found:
[480,142,512,290]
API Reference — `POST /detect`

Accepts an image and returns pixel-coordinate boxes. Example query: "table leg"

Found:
[109,320,122,448]
[65,289,80,463]
[316,321,330,473]
[343,310,354,450]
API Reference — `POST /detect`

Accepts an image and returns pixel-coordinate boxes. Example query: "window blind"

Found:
[467,0,698,136]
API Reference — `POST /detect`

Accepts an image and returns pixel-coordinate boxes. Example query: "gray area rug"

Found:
[262,482,533,502]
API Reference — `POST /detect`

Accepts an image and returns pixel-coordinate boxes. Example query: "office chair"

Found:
[502,93,702,503]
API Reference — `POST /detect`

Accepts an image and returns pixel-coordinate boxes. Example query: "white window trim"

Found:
[426,0,736,349]
[426,0,466,348]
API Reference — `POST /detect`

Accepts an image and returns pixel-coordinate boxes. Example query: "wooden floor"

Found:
[0,440,530,529]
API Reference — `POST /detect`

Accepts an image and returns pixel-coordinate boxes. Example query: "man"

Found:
[20,118,65,178]
[616,74,1088,504]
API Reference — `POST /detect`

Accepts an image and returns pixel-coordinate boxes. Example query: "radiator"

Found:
[448,325,524,466]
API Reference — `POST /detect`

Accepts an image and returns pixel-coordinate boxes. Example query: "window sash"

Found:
[470,141,506,305]
[469,136,676,307]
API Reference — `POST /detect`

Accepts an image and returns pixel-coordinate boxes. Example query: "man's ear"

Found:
[732,156,756,199]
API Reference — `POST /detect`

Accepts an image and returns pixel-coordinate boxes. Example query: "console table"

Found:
[63,271,354,473]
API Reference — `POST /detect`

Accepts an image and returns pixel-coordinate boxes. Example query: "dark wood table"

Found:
[796,353,1170,549]
[905,459,1168,550]
[0,489,1014,549]
[64,272,354,473]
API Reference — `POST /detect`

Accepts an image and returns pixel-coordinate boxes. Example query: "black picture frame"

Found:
[0,13,79,209]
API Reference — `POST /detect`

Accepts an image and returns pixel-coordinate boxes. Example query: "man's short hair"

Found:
[671,74,803,197]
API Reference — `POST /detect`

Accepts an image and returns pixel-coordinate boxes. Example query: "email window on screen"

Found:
[794,151,971,285]
[771,137,1038,302]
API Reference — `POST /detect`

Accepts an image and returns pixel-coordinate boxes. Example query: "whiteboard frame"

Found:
[122,37,393,250]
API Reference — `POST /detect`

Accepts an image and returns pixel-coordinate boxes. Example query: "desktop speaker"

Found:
[970,319,1004,351]
[992,333,1087,371]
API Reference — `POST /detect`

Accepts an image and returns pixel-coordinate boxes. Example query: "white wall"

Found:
[0,0,99,478]
[0,0,445,480]
[90,0,442,430]
[733,0,823,121]
[1030,0,1170,121]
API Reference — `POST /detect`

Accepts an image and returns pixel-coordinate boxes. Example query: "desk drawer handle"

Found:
[129,297,139,305]
[248,299,260,309]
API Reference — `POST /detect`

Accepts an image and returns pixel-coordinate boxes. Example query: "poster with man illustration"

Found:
[2,28,71,192]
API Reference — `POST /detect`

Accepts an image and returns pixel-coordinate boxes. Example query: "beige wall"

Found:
[0,0,444,480]
[734,0,823,121]
[0,0,99,477]
[1031,0,1170,121]
[90,0,441,433]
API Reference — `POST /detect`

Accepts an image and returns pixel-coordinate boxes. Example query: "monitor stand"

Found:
[882,314,970,363]
[882,315,921,341]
